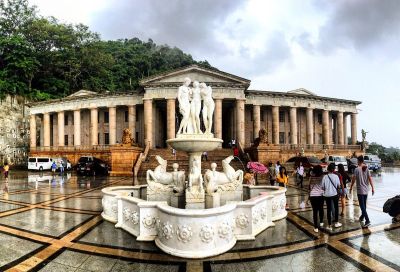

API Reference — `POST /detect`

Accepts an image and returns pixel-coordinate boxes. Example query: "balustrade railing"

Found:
[30,145,111,152]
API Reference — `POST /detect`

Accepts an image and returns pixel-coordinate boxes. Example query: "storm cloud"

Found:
[298,0,400,55]
[90,0,245,55]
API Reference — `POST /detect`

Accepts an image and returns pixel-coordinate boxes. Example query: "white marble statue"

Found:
[190,81,202,134]
[188,158,204,191]
[200,82,214,134]
[172,163,186,193]
[204,155,243,194]
[146,155,185,187]
[177,78,192,134]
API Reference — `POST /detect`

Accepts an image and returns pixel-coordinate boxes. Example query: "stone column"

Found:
[214,98,222,139]
[306,108,314,144]
[43,112,50,147]
[337,111,344,145]
[272,106,279,144]
[57,111,65,147]
[236,99,245,147]
[109,106,116,145]
[29,114,36,148]
[143,98,153,148]
[343,114,348,145]
[128,105,136,140]
[253,104,261,140]
[90,108,98,146]
[351,113,357,145]
[73,109,81,146]
[322,110,330,145]
[166,99,176,140]
[290,107,298,144]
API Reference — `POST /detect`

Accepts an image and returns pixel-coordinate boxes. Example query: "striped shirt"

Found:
[309,177,324,197]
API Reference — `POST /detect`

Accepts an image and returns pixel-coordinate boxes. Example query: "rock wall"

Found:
[0,95,29,166]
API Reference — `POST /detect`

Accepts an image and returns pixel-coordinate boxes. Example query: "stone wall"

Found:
[0,95,29,166]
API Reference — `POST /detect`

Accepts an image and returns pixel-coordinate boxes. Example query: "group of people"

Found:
[308,155,375,232]
[51,160,65,174]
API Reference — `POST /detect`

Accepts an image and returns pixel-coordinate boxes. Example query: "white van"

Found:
[324,155,348,172]
[28,157,54,171]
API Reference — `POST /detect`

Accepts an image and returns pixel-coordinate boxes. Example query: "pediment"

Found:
[287,88,316,96]
[68,90,98,97]
[140,65,250,87]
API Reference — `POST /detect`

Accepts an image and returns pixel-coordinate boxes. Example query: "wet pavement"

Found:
[0,168,398,271]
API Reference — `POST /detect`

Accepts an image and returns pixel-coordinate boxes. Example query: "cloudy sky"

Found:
[30,0,400,147]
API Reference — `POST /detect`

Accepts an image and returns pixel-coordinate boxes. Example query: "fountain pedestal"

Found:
[167,134,223,209]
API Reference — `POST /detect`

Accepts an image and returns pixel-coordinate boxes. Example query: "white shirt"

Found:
[297,166,304,176]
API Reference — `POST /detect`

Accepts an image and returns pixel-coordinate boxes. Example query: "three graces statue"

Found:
[177,78,215,135]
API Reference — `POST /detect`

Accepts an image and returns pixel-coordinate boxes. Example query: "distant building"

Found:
[27,65,361,161]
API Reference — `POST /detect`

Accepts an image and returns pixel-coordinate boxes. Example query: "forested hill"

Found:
[0,0,212,101]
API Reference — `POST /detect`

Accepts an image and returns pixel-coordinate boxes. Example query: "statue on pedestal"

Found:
[200,82,215,134]
[146,156,185,189]
[190,81,202,134]
[188,158,204,192]
[204,156,244,194]
[177,78,192,134]
[121,128,134,145]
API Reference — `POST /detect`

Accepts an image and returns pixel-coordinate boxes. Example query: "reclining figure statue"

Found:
[204,155,243,195]
[146,155,185,193]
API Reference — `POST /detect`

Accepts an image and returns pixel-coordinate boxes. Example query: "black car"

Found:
[76,156,110,176]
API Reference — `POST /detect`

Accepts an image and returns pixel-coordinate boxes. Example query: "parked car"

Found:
[285,156,328,175]
[364,154,382,172]
[76,156,110,176]
[322,155,348,172]
[347,157,358,173]
[28,157,54,171]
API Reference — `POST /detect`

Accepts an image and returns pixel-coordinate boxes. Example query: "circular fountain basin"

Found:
[101,185,287,259]
[166,136,223,152]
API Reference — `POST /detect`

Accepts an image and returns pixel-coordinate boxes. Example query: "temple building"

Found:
[27,65,361,170]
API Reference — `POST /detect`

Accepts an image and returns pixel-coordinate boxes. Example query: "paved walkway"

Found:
[0,168,398,271]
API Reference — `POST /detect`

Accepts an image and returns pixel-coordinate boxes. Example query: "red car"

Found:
[285,156,328,176]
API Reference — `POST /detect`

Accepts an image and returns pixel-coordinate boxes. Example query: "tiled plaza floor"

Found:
[0,168,398,271]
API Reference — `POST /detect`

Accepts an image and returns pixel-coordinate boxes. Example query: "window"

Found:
[64,115,68,126]
[279,132,285,144]
[317,114,322,124]
[125,111,128,122]
[279,111,285,123]
[104,133,110,145]
[64,135,68,146]
[260,110,264,121]
[28,158,36,162]
[318,133,323,144]
[104,112,109,123]
[38,158,49,163]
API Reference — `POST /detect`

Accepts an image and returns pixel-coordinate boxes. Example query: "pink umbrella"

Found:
[247,162,269,174]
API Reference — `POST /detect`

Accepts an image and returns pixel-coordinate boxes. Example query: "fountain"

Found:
[101,78,287,258]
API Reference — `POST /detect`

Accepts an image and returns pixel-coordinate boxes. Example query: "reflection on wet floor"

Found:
[0,168,398,271]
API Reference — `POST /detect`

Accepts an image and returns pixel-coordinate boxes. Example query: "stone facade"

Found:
[27,65,362,165]
[0,95,29,166]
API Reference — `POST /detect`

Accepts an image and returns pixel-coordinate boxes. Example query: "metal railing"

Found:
[30,145,111,152]
[278,144,361,152]
[133,141,150,185]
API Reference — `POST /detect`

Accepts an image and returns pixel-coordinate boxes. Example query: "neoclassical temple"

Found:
[28,65,361,163]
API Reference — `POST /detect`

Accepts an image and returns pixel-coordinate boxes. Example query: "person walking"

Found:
[350,155,375,228]
[268,162,277,186]
[322,163,344,230]
[338,163,350,215]
[51,161,57,174]
[3,162,9,178]
[307,165,324,233]
[296,162,305,188]
[275,161,281,175]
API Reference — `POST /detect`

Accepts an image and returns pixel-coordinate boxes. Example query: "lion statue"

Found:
[253,128,268,146]
[122,128,134,145]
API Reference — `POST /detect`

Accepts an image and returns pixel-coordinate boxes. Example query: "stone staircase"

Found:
[136,148,246,184]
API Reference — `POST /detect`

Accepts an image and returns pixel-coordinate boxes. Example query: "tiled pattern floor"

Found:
[0,169,399,272]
